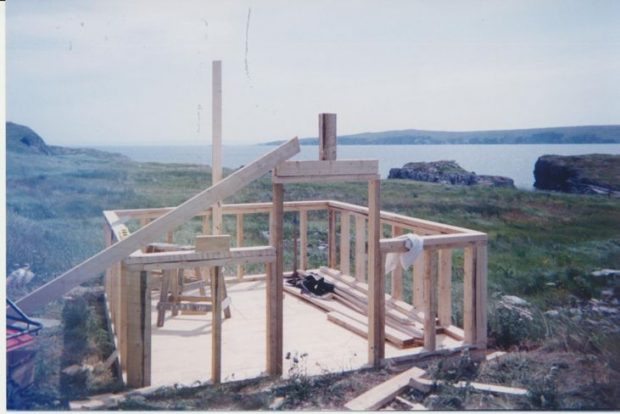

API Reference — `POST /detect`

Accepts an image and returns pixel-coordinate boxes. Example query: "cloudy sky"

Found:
[6,0,620,146]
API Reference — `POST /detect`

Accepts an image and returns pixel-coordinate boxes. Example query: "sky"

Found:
[6,0,620,146]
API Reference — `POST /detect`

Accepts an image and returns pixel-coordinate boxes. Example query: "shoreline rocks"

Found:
[388,160,515,188]
[534,154,620,196]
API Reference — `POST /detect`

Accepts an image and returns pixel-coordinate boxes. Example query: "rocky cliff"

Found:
[534,154,620,196]
[388,160,515,188]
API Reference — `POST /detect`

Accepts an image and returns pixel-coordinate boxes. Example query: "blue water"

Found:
[93,144,620,189]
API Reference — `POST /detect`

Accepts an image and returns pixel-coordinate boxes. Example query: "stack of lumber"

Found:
[284,268,445,349]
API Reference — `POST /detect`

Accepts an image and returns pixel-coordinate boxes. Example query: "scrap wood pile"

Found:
[283,267,454,349]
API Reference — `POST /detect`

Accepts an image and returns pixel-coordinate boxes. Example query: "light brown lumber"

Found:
[344,366,427,411]
[119,264,128,369]
[409,376,434,393]
[453,381,528,396]
[299,210,308,270]
[355,215,366,282]
[211,266,222,384]
[463,246,476,344]
[272,173,379,184]
[340,212,351,275]
[16,138,300,314]
[476,243,488,348]
[442,325,465,341]
[124,246,275,266]
[485,351,506,361]
[211,60,223,236]
[395,396,427,410]
[437,249,453,327]
[380,233,487,253]
[156,270,172,327]
[367,178,384,366]
[423,249,437,351]
[195,235,230,252]
[412,253,424,309]
[267,183,284,376]
[328,209,337,268]
[236,214,244,280]
[125,269,151,388]
[319,113,337,161]
[274,160,378,177]
[391,226,404,300]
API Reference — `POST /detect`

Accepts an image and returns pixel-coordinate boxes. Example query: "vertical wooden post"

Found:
[340,213,351,275]
[211,266,222,384]
[202,212,211,234]
[267,183,284,376]
[328,209,337,269]
[475,243,488,347]
[463,245,476,345]
[212,60,223,235]
[391,225,404,300]
[125,269,151,388]
[299,210,308,270]
[413,253,424,309]
[355,215,366,282]
[367,179,384,367]
[119,264,128,370]
[438,249,453,327]
[423,249,437,351]
[319,113,337,161]
[166,231,174,244]
[236,213,244,280]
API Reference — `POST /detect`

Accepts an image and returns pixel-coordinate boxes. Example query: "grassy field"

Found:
[6,145,620,409]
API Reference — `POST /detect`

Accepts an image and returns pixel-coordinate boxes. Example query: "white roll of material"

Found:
[384,233,424,274]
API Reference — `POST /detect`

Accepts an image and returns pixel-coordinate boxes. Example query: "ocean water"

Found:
[93,144,620,189]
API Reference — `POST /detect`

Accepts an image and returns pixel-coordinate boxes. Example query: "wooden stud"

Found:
[367,179,384,367]
[340,212,351,275]
[156,269,172,327]
[438,249,453,327]
[236,214,244,280]
[274,160,378,177]
[328,209,337,268]
[16,138,299,314]
[391,226,404,300]
[171,269,180,317]
[125,269,151,388]
[299,210,308,270]
[119,264,128,370]
[319,113,337,161]
[211,266,222,384]
[267,183,284,376]
[463,245,476,345]
[413,251,424,309]
[212,60,223,236]
[355,215,366,282]
[475,243,488,347]
[423,249,437,351]
[202,212,211,235]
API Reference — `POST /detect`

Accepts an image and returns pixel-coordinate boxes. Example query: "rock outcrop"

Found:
[534,154,620,196]
[388,160,515,188]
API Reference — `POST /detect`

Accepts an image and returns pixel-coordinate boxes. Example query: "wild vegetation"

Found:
[6,126,620,409]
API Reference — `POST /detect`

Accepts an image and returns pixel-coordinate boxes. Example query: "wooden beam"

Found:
[475,243,488,348]
[125,269,151,388]
[274,160,378,177]
[319,113,337,161]
[423,249,437,351]
[391,226,404,300]
[16,138,299,313]
[236,214,244,280]
[413,253,424,309]
[438,249,452,327]
[367,178,384,367]
[272,173,379,184]
[340,212,351,275]
[212,60,223,236]
[463,246,476,345]
[380,233,487,253]
[344,366,427,410]
[267,183,284,376]
[355,215,366,282]
[328,209,337,269]
[211,266,222,384]
[299,210,308,270]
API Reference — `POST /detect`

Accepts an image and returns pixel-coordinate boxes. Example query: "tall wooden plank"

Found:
[367,179,385,366]
[125,269,151,388]
[211,266,222,384]
[319,113,337,161]
[413,252,424,308]
[438,249,453,327]
[463,245,476,344]
[391,225,404,300]
[355,215,366,282]
[340,212,351,275]
[267,183,284,375]
[16,138,300,314]
[299,210,308,270]
[119,264,128,370]
[236,213,244,280]
[328,209,337,268]
[423,249,437,351]
[212,60,223,235]
[475,243,488,347]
